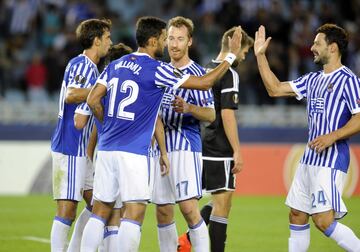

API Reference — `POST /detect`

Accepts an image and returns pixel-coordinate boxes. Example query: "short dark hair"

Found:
[136,16,167,47]
[167,16,194,38]
[76,19,112,50]
[221,27,254,51]
[104,43,133,66]
[316,24,348,57]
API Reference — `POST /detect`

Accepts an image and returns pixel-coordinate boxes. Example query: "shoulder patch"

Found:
[74,75,86,84]
[233,93,239,104]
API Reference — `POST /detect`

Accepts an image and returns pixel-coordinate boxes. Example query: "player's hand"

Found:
[232,150,244,174]
[229,26,242,56]
[308,133,337,153]
[159,154,170,176]
[254,25,272,56]
[172,95,190,113]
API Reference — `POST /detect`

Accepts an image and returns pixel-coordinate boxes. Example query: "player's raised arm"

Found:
[87,83,106,122]
[180,26,242,90]
[255,25,296,97]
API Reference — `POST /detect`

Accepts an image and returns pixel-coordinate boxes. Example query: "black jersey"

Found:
[202,60,239,157]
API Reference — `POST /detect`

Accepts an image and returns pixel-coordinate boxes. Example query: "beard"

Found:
[314,53,329,65]
[154,47,164,59]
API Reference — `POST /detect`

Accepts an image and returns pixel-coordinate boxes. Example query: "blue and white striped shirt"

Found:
[290,66,360,172]
[51,54,99,156]
[161,60,214,152]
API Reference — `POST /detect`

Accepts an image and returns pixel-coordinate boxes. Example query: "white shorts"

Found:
[93,151,150,203]
[52,151,94,201]
[285,164,347,219]
[152,151,202,204]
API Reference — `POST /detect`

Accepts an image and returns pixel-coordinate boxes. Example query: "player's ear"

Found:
[94,36,101,47]
[188,37,193,47]
[148,37,157,48]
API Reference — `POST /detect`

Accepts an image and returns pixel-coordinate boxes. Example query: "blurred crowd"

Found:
[1,0,360,105]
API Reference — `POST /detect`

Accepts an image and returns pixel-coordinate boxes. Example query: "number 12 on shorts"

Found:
[176,181,188,198]
[311,190,327,208]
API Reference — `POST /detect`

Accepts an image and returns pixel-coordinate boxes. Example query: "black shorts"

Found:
[202,158,236,192]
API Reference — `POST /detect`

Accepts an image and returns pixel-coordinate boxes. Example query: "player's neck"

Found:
[323,57,343,74]
[137,47,155,58]
[171,55,190,68]
[83,49,100,65]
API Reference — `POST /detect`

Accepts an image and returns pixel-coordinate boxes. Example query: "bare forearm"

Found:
[182,61,231,90]
[188,105,215,122]
[256,55,283,97]
[87,125,98,161]
[332,113,360,141]
[65,87,91,104]
[222,110,240,153]
[89,102,104,123]
[155,117,167,156]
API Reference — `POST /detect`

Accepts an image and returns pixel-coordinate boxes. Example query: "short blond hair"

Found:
[167,16,194,38]
[221,27,254,51]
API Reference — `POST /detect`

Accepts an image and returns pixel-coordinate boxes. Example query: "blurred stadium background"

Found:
[0,0,360,251]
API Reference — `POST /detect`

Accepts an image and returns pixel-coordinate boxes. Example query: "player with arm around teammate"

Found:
[79,16,242,252]
[50,18,112,252]
[177,27,254,252]
[69,42,133,252]
[255,24,360,252]
[152,16,215,252]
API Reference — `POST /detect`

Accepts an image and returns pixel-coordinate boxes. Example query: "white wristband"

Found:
[224,53,236,65]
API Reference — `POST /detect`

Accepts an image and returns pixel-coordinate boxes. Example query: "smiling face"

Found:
[310,33,330,65]
[167,25,192,62]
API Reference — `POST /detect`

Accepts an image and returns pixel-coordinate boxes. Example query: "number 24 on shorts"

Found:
[311,190,327,208]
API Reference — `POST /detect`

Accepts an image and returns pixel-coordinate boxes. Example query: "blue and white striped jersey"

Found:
[290,66,360,173]
[161,60,214,152]
[51,54,99,156]
[96,52,189,155]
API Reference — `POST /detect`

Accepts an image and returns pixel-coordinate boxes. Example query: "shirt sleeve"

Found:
[68,62,95,89]
[191,89,214,108]
[96,67,110,88]
[220,70,239,110]
[75,103,92,115]
[343,76,360,114]
[289,73,311,100]
[155,63,190,90]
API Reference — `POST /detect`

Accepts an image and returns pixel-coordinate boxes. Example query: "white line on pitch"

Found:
[22,236,50,244]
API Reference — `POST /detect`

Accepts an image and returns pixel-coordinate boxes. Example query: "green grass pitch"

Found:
[0,195,359,251]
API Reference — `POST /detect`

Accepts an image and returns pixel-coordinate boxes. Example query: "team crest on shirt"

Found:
[232,93,239,104]
[327,83,334,92]
[130,56,136,61]
[74,74,86,84]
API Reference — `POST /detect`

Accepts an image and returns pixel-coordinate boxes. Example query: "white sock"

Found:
[67,206,92,252]
[51,216,72,252]
[189,219,209,252]
[325,221,360,252]
[288,224,310,252]
[103,225,119,252]
[118,219,141,252]
[80,214,106,252]
[157,222,178,252]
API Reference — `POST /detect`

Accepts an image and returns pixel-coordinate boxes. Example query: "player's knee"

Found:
[156,205,174,224]
[289,208,308,224]
[312,215,333,232]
